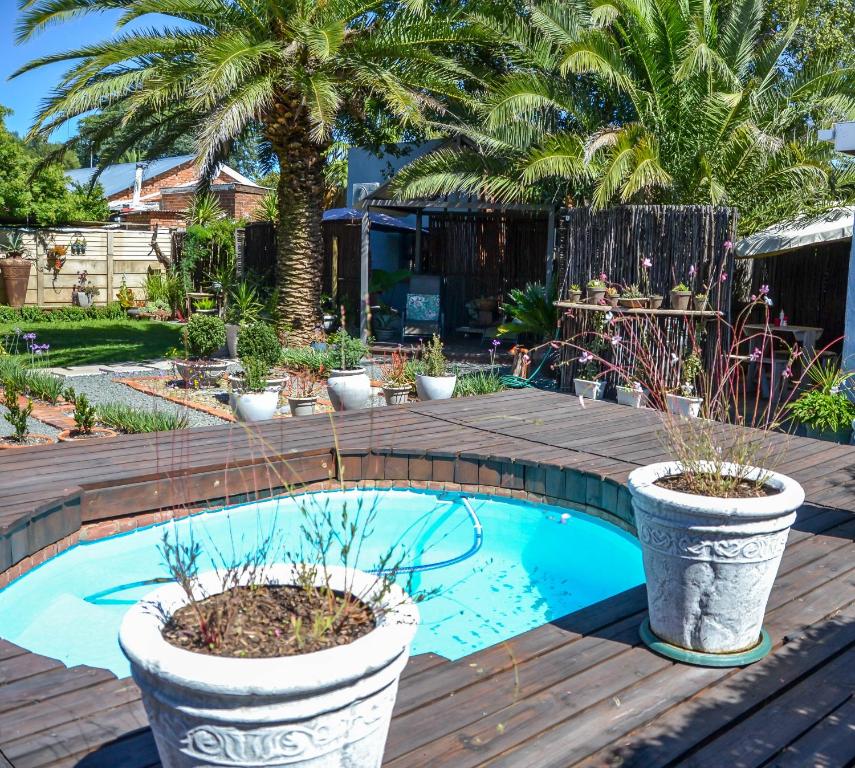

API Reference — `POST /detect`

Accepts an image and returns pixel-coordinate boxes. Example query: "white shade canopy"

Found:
[735,207,854,259]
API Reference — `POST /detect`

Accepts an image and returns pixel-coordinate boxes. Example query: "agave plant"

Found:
[497,282,558,341]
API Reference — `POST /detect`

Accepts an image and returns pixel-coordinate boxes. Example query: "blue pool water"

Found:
[0,489,644,677]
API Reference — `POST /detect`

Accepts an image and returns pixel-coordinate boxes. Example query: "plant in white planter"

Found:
[326,322,371,411]
[120,489,420,768]
[286,370,321,417]
[72,270,100,308]
[415,335,456,401]
[616,380,645,407]
[664,352,704,418]
[174,314,229,388]
[381,347,412,405]
[573,311,609,399]
[224,281,263,358]
[232,356,280,422]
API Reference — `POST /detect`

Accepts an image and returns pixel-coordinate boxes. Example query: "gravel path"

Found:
[0,411,61,440]
[65,372,227,428]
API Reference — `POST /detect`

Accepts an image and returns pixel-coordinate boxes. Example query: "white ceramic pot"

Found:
[665,392,703,418]
[628,461,804,654]
[174,359,229,388]
[327,368,371,411]
[383,385,410,406]
[574,378,604,400]
[225,323,240,358]
[119,565,418,768]
[288,396,317,417]
[233,390,279,422]
[415,374,456,401]
[76,292,92,308]
[616,386,645,408]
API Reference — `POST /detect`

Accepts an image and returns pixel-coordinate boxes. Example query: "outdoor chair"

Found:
[402,274,443,341]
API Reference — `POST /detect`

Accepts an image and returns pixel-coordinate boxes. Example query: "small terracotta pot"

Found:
[693,295,709,312]
[57,427,119,442]
[566,290,582,304]
[0,258,32,308]
[0,433,56,449]
[648,295,664,310]
[670,290,692,311]
[587,287,607,304]
[606,294,620,307]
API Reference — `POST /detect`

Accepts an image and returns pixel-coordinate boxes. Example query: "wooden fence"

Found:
[556,205,737,392]
[1,226,171,308]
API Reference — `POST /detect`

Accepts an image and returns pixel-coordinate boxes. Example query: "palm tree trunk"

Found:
[266,97,326,345]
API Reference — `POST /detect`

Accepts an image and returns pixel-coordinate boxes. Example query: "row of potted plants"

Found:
[568,278,710,311]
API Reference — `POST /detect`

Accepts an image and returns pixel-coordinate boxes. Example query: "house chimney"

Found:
[132,163,145,208]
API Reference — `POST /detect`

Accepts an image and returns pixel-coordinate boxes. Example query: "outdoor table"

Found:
[743,323,824,359]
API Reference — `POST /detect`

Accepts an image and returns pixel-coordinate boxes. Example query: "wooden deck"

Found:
[1,389,854,767]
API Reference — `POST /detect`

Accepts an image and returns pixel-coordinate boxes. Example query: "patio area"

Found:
[0,389,853,768]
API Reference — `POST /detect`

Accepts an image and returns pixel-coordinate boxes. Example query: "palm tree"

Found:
[393,0,855,233]
[15,0,475,341]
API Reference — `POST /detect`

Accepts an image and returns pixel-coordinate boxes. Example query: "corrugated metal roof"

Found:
[65,155,196,197]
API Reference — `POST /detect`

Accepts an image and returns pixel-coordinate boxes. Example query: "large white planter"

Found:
[382,384,410,406]
[174,359,229,388]
[574,378,604,400]
[628,461,804,654]
[233,390,279,422]
[119,565,418,768]
[665,392,702,418]
[327,368,371,411]
[76,292,92,308]
[415,374,456,401]
[225,323,240,358]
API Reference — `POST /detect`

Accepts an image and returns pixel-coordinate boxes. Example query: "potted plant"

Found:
[0,379,55,449]
[372,304,399,342]
[58,392,118,441]
[381,348,412,405]
[586,276,607,304]
[326,315,371,411]
[73,270,100,308]
[573,349,605,399]
[232,320,285,388]
[174,314,228,388]
[665,352,704,417]
[648,293,664,309]
[670,282,692,310]
[619,284,647,309]
[119,495,419,768]
[192,296,217,315]
[224,281,263,357]
[116,277,136,311]
[319,294,338,332]
[286,370,321,416]
[616,380,646,408]
[787,362,855,443]
[567,284,583,303]
[415,335,457,401]
[693,293,709,312]
[232,356,280,422]
[0,231,33,308]
[605,286,620,307]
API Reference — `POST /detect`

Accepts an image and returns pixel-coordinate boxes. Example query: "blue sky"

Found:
[1,7,182,140]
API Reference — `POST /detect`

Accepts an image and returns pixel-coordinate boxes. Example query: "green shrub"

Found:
[183,314,226,358]
[327,328,367,371]
[2,378,31,442]
[454,370,506,397]
[240,356,270,392]
[280,346,328,375]
[97,403,190,433]
[236,321,281,367]
[0,303,126,324]
[73,393,97,435]
[26,370,64,404]
[420,335,447,377]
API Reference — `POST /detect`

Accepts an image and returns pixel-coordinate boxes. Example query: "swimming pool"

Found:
[0,488,644,677]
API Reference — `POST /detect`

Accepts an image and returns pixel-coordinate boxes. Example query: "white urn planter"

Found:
[119,565,418,768]
[574,378,604,400]
[628,461,804,657]
[665,392,702,418]
[233,390,279,422]
[288,396,318,417]
[415,374,456,401]
[327,368,371,411]
[616,385,645,408]
[225,323,240,358]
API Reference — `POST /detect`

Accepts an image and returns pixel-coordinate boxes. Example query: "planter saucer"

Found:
[639,617,771,667]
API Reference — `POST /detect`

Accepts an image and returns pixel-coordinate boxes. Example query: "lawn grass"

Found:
[0,320,183,368]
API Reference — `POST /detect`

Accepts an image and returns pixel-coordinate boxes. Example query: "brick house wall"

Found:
[107,160,234,205]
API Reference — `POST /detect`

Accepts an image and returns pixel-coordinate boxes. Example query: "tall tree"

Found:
[15,0,475,341]
[394,0,855,234]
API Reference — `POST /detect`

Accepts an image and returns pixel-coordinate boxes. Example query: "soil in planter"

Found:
[0,435,52,447]
[656,474,780,498]
[162,584,376,658]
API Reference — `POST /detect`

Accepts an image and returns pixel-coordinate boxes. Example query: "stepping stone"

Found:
[58,365,105,377]
[140,360,175,371]
[99,364,154,374]
[39,367,76,377]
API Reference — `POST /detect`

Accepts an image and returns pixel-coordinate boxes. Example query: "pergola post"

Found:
[360,210,371,342]
[545,208,556,288]
[414,209,423,273]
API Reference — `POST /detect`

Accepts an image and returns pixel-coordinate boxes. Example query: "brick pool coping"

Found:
[0,446,635,589]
